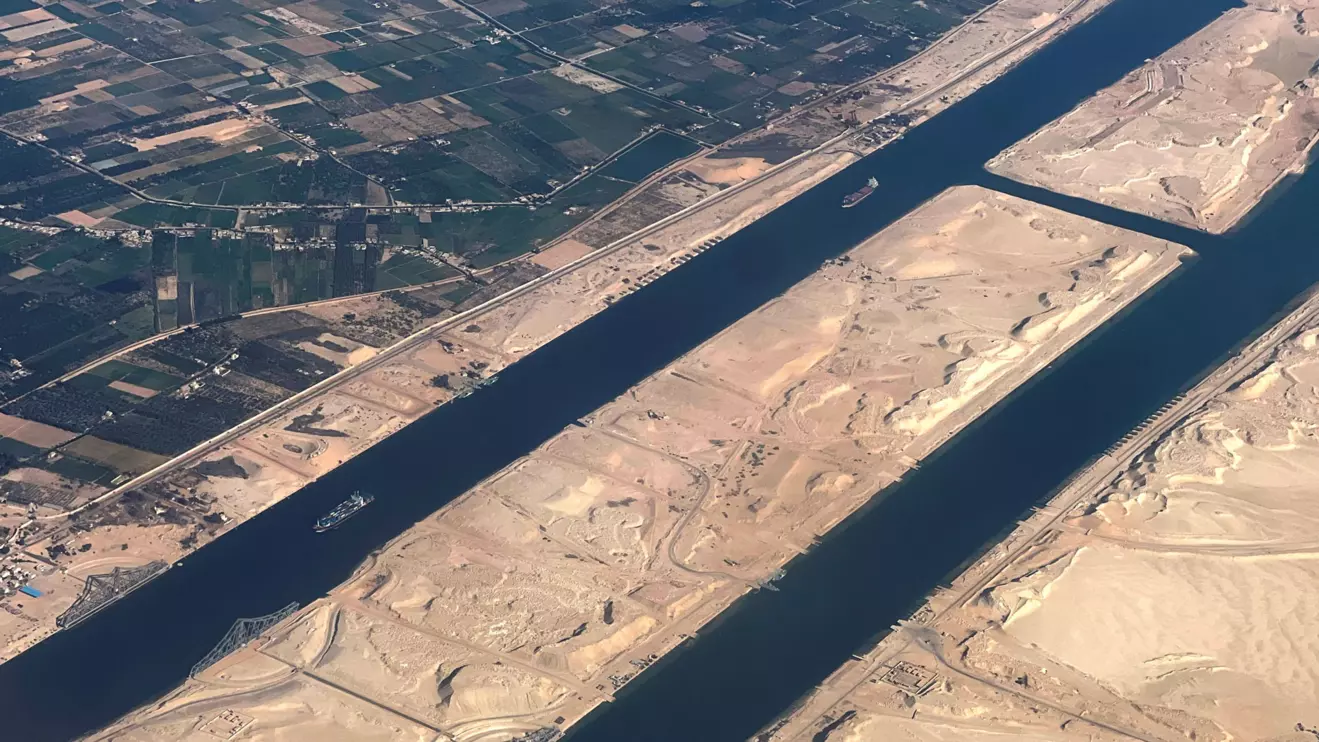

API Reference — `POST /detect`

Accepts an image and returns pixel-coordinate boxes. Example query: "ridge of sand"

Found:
[771,291,1319,742]
[988,0,1319,234]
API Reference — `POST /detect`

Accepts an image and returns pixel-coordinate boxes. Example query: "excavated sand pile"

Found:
[990,0,1319,234]
[772,298,1319,742]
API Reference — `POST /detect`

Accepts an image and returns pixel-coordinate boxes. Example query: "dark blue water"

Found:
[600,130,704,182]
[0,0,1291,739]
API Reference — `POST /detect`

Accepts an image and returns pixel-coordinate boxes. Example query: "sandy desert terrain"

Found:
[93,186,1190,741]
[988,0,1319,234]
[0,0,1123,671]
[769,291,1319,742]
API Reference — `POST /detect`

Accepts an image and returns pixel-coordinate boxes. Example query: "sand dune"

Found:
[988,0,1319,233]
[771,293,1319,742]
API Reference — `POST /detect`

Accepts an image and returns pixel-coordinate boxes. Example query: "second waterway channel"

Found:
[0,0,1290,738]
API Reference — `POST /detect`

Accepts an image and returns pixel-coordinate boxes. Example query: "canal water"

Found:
[0,0,1292,739]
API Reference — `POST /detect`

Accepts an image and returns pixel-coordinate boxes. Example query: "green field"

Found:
[86,360,186,392]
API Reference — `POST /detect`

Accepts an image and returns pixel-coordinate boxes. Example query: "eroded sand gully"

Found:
[770,294,1319,742]
[989,0,1319,234]
[91,187,1189,741]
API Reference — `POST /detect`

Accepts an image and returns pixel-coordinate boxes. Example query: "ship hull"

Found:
[841,185,875,208]
[841,192,872,208]
[314,492,373,532]
[313,513,362,533]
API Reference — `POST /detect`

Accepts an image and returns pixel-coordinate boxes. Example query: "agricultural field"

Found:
[0,226,154,400]
[0,0,727,221]
[247,154,666,267]
[0,0,1012,515]
[0,221,474,403]
[530,0,992,126]
[0,130,136,223]
[1,0,990,223]
[0,0,1003,278]
[0,271,503,501]
[0,209,521,509]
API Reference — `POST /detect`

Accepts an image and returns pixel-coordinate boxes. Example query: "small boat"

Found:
[314,491,374,532]
[842,176,879,208]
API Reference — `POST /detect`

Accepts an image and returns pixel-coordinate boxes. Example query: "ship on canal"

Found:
[314,491,374,532]
[841,176,879,208]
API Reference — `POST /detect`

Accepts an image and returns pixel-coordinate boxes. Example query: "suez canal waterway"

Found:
[0,0,1289,738]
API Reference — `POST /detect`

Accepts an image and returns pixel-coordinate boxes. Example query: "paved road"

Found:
[29,0,1106,528]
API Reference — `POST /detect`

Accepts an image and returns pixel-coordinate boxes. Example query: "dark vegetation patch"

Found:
[193,456,249,479]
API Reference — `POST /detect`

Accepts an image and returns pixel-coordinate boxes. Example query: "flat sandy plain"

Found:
[988,0,1319,234]
[92,186,1190,741]
[767,295,1319,742]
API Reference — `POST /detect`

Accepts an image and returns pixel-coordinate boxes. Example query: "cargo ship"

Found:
[314,491,374,532]
[841,176,879,208]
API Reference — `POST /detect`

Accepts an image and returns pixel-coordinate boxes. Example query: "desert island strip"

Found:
[90,185,1189,741]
